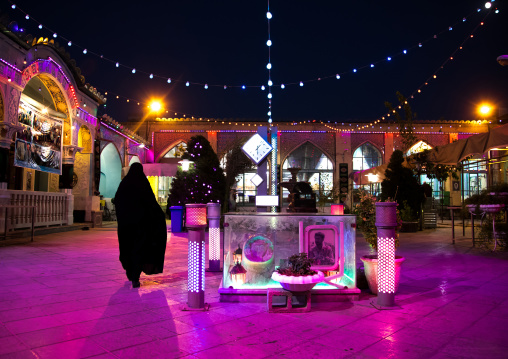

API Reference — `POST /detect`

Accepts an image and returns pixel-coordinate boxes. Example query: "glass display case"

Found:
[220,213,358,299]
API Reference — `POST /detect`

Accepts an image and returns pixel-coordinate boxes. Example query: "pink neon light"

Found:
[377,237,396,294]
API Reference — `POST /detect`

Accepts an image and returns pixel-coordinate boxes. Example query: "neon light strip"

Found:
[0,58,22,72]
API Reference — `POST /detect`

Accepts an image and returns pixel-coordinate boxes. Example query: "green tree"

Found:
[381,150,424,220]
[168,135,226,206]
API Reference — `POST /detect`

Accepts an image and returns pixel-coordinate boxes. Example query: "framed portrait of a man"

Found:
[303,224,342,271]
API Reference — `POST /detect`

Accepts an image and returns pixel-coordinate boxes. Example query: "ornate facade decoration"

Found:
[154,132,199,161]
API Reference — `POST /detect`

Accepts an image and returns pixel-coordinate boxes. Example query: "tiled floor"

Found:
[0,223,507,358]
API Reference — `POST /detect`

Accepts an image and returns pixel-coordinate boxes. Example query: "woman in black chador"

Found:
[115,163,167,288]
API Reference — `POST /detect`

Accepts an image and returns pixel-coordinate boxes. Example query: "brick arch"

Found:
[352,140,383,158]
[155,140,188,163]
[281,140,335,170]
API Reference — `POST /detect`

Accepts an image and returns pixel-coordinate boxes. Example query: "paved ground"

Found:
[0,222,506,358]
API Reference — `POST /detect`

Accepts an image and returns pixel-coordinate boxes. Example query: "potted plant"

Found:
[399,200,419,232]
[353,190,405,294]
[271,253,324,292]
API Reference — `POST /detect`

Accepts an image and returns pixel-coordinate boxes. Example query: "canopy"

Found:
[352,159,412,185]
[122,163,178,178]
[427,123,508,165]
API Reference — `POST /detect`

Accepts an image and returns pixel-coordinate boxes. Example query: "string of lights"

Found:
[319,5,496,133]
[266,0,272,124]
[7,1,497,91]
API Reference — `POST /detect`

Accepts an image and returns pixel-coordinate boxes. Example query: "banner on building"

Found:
[14,104,63,175]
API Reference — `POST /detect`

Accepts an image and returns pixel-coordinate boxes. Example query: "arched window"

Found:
[163,142,187,158]
[406,140,432,156]
[282,142,334,203]
[353,143,382,172]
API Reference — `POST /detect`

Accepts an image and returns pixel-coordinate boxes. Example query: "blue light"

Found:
[268,118,272,123]
[116,62,119,67]
[25,15,29,20]
[370,64,374,68]
[266,63,272,69]
[132,69,136,73]
[167,78,171,83]
[242,85,246,89]
[353,69,357,73]
[463,17,466,22]
[149,74,154,79]
[11,5,15,9]
[266,12,272,19]
[53,33,57,38]
[268,111,271,116]
[204,84,208,89]
[403,50,407,54]
[268,93,272,99]
[281,84,285,89]
[336,74,340,79]
[38,24,42,29]
[449,26,453,31]
[387,57,391,61]
[68,41,72,46]
[186,81,190,86]
[419,43,422,47]
[83,49,87,54]
[267,40,272,46]
[268,80,273,86]
[224,85,227,89]
[299,81,304,86]
[261,85,265,90]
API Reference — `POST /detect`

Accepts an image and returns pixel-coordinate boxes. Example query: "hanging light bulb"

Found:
[83,49,87,54]
[299,81,304,86]
[204,84,208,89]
[11,4,16,9]
[353,69,357,73]
[68,41,72,46]
[115,62,119,67]
[167,78,171,83]
[261,85,265,90]
[268,118,272,123]
[281,84,285,89]
[387,57,392,61]
[186,81,190,86]
[224,85,227,90]
[38,24,42,29]
[25,14,29,20]
[336,74,340,79]
[485,2,492,9]
[149,74,153,79]
[268,80,273,86]
[266,63,272,69]
[370,64,374,68]
[53,33,57,38]
[268,111,272,116]
[132,68,136,73]
[268,93,272,99]
[266,39,272,46]
[266,11,272,19]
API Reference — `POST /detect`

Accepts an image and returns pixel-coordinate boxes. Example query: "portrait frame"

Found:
[303,224,342,271]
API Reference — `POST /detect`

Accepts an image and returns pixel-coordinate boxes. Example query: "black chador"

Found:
[115,163,167,288]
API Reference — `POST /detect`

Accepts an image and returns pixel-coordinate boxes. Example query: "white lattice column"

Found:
[270,126,278,213]
[375,202,398,307]
[206,202,221,272]
[185,204,207,309]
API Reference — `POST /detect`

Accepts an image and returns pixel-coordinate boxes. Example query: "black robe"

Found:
[115,163,167,277]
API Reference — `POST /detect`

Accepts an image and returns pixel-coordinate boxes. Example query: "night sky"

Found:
[4,0,508,124]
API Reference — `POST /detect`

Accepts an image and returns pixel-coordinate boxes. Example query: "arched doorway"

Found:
[73,126,92,196]
[14,74,69,191]
[282,141,333,205]
[99,143,122,198]
[352,142,382,195]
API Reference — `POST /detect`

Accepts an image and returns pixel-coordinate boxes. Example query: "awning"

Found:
[122,163,178,178]
[352,160,412,185]
[426,123,508,164]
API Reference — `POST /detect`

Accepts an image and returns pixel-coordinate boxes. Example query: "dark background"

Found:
[4,0,508,123]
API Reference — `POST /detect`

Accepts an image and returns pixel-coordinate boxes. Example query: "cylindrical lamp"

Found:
[375,202,398,307]
[185,204,207,309]
[331,204,344,215]
[207,202,221,272]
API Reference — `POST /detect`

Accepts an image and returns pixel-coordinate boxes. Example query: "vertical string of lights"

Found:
[267,1,278,213]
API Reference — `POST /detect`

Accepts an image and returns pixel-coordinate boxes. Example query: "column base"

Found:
[187,291,206,309]
[207,260,221,272]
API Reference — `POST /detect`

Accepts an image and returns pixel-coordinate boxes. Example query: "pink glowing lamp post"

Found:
[185,204,207,309]
[206,202,221,272]
[375,202,398,307]
[331,204,344,215]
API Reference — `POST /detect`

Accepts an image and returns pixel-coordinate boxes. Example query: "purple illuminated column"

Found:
[206,202,221,272]
[375,202,398,307]
[186,204,207,309]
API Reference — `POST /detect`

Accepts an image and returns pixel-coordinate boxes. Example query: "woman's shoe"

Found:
[132,280,141,288]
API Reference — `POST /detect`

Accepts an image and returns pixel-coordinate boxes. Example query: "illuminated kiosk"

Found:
[219,213,359,302]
